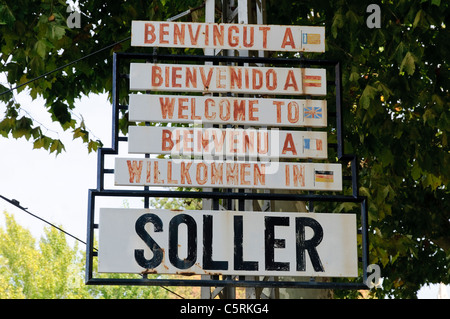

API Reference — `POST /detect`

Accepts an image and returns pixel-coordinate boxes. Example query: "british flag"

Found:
[304,106,323,119]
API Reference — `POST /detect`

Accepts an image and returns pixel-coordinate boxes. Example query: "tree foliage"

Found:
[0,0,200,154]
[0,211,168,299]
[0,0,449,298]
[266,0,449,298]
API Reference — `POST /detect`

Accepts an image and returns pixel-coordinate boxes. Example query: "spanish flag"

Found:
[303,75,322,87]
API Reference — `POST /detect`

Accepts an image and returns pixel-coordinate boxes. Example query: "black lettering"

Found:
[296,217,324,272]
[169,214,197,269]
[203,215,228,270]
[234,215,258,270]
[134,213,164,269]
[265,216,289,271]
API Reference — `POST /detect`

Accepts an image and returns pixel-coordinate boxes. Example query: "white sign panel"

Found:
[129,63,327,96]
[98,209,357,277]
[131,21,325,53]
[128,126,327,159]
[114,158,342,191]
[129,94,327,127]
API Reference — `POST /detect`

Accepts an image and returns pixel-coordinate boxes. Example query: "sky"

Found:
[0,91,107,242]
[0,84,448,299]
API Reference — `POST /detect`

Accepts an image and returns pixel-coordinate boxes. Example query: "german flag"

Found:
[314,170,334,183]
[303,75,322,87]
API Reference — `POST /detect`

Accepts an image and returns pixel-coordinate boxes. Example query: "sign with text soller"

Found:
[98,208,358,278]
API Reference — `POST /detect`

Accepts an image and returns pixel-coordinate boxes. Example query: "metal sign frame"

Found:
[85,52,370,290]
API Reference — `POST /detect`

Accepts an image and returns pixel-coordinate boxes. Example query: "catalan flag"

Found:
[314,170,334,183]
[304,138,323,151]
[303,75,322,87]
[304,106,323,119]
[302,33,321,45]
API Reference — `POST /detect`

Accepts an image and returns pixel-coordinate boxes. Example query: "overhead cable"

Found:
[0,36,131,97]
[0,193,93,250]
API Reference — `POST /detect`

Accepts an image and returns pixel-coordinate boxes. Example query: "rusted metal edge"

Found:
[86,277,369,290]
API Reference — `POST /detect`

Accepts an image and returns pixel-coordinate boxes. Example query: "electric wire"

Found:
[0,36,131,97]
[0,5,211,299]
[0,193,92,249]
[0,36,132,250]
[0,1,207,97]
[0,194,187,299]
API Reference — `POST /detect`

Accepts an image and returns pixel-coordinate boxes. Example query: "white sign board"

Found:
[129,94,327,127]
[114,158,342,191]
[131,21,325,52]
[128,126,327,159]
[129,63,327,96]
[98,209,358,277]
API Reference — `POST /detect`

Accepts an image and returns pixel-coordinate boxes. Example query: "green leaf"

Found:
[0,117,15,137]
[0,84,13,102]
[438,111,449,131]
[411,161,422,180]
[423,108,436,123]
[34,40,48,59]
[382,185,394,201]
[331,12,344,39]
[48,101,72,127]
[334,202,358,213]
[380,149,394,167]
[422,173,442,190]
[399,52,416,75]
[413,9,425,28]
[33,136,52,150]
[349,71,360,82]
[375,81,393,100]
[345,9,361,25]
[33,137,45,149]
[49,24,66,41]
[0,4,16,26]
[11,116,33,140]
[61,119,76,131]
[87,139,101,153]
[49,139,65,155]
[359,187,371,197]
[391,41,407,64]
[359,85,377,109]
[72,127,89,143]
